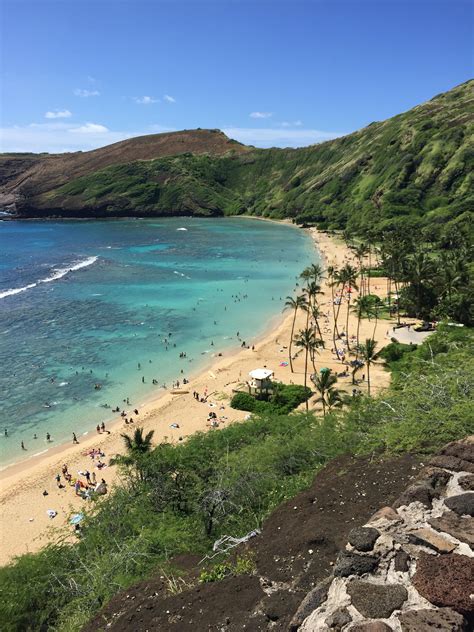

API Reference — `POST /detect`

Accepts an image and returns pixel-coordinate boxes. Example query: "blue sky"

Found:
[1,0,472,152]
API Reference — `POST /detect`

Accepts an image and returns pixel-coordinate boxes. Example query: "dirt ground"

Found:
[83,452,422,632]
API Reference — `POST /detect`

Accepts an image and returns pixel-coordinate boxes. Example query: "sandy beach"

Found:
[0,226,408,565]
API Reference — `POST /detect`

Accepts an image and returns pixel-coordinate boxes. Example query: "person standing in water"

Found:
[72,432,79,444]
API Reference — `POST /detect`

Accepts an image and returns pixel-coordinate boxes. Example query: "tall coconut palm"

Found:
[359,338,378,396]
[294,328,316,411]
[350,294,373,355]
[351,243,369,296]
[311,370,337,416]
[303,281,322,327]
[326,387,344,413]
[327,265,340,345]
[341,264,358,349]
[284,294,307,373]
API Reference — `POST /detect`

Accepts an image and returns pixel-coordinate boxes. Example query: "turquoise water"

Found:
[0,217,316,467]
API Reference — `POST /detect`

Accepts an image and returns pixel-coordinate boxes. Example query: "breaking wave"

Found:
[0,256,98,300]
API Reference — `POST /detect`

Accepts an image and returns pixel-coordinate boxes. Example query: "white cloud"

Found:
[249,111,273,119]
[163,94,176,103]
[0,122,175,153]
[45,109,72,119]
[69,123,109,134]
[280,120,303,127]
[222,127,343,148]
[134,96,159,105]
[74,88,100,97]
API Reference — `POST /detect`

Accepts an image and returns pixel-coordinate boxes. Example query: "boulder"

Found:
[349,623,393,632]
[397,607,468,631]
[369,506,401,523]
[394,550,410,572]
[348,527,380,552]
[418,466,451,490]
[289,576,332,631]
[325,606,352,629]
[393,483,435,509]
[458,474,474,491]
[407,527,456,553]
[333,552,378,578]
[429,456,474,474]
[444,493,474,517]
[347,581,408,618]
[412,552,474,615]
[440,439,474,463]
[429,511,474,547]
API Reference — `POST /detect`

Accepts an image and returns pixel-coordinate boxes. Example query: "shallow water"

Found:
[0,217,317,466]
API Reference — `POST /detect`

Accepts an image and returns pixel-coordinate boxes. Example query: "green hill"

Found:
[1,80,472,237]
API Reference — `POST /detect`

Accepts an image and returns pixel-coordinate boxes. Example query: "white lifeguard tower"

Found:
[248,368,274,396]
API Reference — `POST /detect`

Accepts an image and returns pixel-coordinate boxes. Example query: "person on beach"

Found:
[101,422,106,433]
[21,441,26,450]
[4,428,8,437]
[72,433,79,444]
[46,432,51,442]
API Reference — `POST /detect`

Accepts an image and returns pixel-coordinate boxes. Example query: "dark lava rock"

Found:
[413,552,474,615]
[459,474,474,491]
[398,607,468,631]
[441,440,474,463]
[325,606,352,629]
[333,551,378,577]
[429,455,474,474]
[393,483,435,509]
[289,576,332,631]
[419,467,451,490]
[394,550,410,572]
[444,493,474,517]
[348,527,380,552]
[429,510,474,547]
[347,581,408,618]
[350,623,393,632]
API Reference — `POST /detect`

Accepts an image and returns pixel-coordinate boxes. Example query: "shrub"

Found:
[379,341,417,364]
[230,391,256,412]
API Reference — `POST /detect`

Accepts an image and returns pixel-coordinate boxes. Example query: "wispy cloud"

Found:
[69,123,109,134]
[0,122,175,153]
[74,88,100,97]
[222,127,343,148]
[280,120,303,127]
[134,96,159,105]
[45,109,72,119]
[163,94,176,103]
[249,111,273,119]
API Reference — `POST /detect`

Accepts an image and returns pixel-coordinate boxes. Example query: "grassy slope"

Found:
[23,80,474,234]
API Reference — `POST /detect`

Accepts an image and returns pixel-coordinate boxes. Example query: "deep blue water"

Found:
[0,217,316,466]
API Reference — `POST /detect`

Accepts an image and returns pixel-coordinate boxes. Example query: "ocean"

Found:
[0,217,316,467]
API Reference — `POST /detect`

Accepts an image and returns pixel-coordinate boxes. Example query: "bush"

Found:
[230,391,256,412]
[230,384,311,414]
[379,341,417,364]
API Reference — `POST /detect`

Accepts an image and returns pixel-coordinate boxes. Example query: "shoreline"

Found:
[0,224,400,565]
[0,215,302,476]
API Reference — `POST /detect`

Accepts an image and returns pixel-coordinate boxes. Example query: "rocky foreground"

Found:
[83,438,473,631]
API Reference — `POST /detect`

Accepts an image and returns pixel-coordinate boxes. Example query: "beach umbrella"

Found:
[69,513,84,525]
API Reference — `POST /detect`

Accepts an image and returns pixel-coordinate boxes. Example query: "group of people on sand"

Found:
[43,458,108,503]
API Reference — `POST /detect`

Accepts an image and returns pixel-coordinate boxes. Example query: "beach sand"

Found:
[0,227,409,565]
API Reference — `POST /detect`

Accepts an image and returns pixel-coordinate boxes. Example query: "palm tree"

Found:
[405,249,435,318]
[359,338,378,396]
[351,243,369,296]
[350,295,373,354]
[341,264,358,349]
[300,263,324,286]
[294,328,316,411]
[327,265,340,345]
[284,294,307,373]
[311,370,337,416]
[326,388,344,413]
[303,281,322,327]
[110,427,155,477]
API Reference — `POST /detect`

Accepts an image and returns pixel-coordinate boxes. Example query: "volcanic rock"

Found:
[333,552,378,577]
[458,474,474,491]
[325,606,352,629]
[348,527,380,552]
[393,483,435,509]
[407,527,456,553]
[394,550,410,572]
[347,581,408,618]
[444,493,474,517]
[412,552,474,615]
[349,623,393,632]
[397,607,468,631]
[429,511,474,547]
[289,577,332,631]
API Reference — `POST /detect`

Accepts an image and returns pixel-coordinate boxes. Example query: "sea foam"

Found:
[0,256,98,300]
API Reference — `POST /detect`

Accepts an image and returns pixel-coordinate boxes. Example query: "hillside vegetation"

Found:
[1,325,473,632]
[1,80,472,238]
